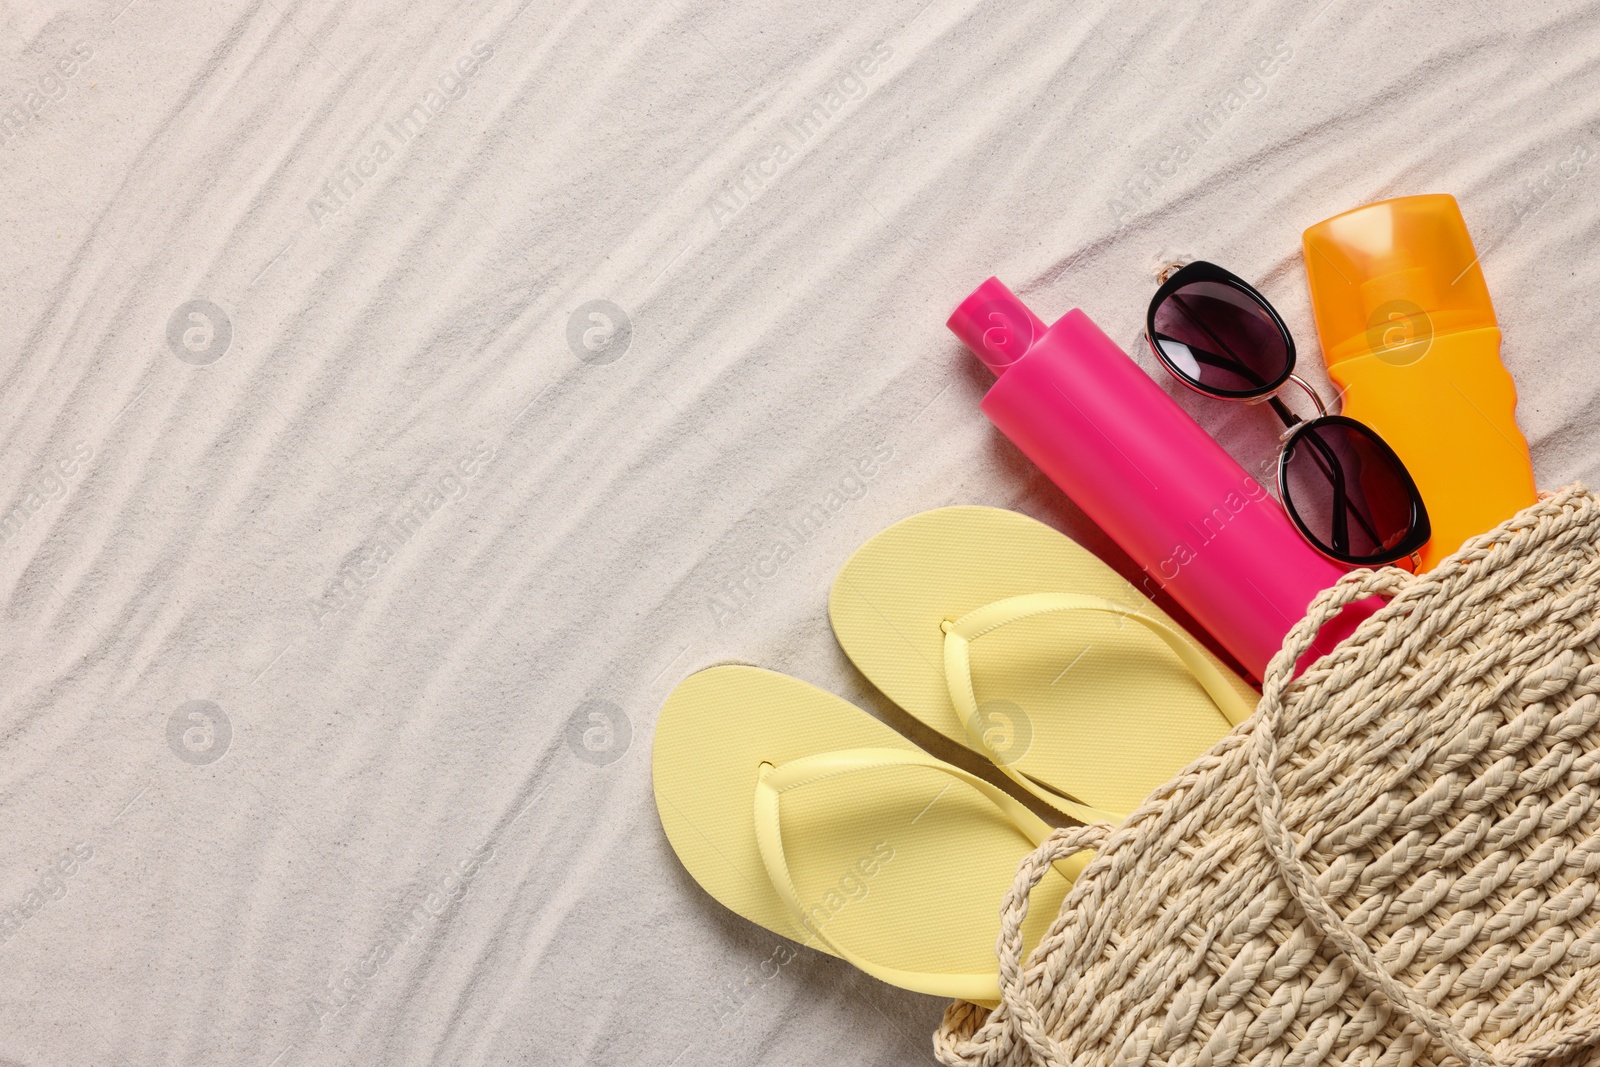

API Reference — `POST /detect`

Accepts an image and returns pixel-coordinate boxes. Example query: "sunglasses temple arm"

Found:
[1294,429,1390,554]
[1165,296,1270,389]
[1320,436,1388,549]
[1274,393,1392,553]
[1294,432,1350,552]
[1326,440,1351,553]
[1185,345,1271,389]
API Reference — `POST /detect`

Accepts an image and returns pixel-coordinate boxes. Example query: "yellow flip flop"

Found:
[651,664,1091,1004]
[829,507,1258,824]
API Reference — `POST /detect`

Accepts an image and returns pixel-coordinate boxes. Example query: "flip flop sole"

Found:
[652,665,1078,988]
[829,507,1258,817]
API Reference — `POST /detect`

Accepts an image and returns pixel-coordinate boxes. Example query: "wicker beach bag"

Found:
[935,485,1600,1067]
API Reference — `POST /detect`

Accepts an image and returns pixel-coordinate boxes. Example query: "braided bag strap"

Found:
[938,486,1600,1067]
[1253,509,1600,1067]
[1253,566,1496,1067]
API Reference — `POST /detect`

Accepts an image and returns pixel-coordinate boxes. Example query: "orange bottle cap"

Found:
[1302,193,1497,367]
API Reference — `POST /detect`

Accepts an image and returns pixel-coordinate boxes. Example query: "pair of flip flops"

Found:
[653,507,1258,1004]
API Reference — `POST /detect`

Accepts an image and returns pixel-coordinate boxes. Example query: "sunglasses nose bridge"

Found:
[1283,374,1329,416]
[1267,373,1330,421]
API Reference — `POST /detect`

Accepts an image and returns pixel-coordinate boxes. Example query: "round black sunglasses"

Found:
[1146,261,1430,567]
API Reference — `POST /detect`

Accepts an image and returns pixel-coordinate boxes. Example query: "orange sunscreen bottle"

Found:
[1302,193,1537,570]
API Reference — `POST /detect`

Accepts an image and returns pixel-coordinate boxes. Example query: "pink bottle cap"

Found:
[947,277,1048,376]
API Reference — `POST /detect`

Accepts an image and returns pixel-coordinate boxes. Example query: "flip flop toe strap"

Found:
[753,746,1077,1002]
[943,592,1258,824]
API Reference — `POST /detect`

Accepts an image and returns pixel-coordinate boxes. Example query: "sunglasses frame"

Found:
[1146,260,1297,400]
[1145,260,1431,567]
[1277,414,1432,566]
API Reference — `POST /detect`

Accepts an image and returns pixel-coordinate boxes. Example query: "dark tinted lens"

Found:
[1281,419,1422,563]
[1151,280,1289,396]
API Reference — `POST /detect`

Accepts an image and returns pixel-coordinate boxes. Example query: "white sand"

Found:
[2,1,1598,1063]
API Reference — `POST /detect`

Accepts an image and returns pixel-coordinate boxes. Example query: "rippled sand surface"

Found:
[1,2,1597,1063]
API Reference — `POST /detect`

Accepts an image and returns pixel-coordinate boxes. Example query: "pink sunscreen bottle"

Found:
[948,277,1374,680]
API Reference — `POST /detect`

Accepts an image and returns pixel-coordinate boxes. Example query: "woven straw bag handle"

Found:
[1252,567,1599,1067]
[994,821,1116,1067]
